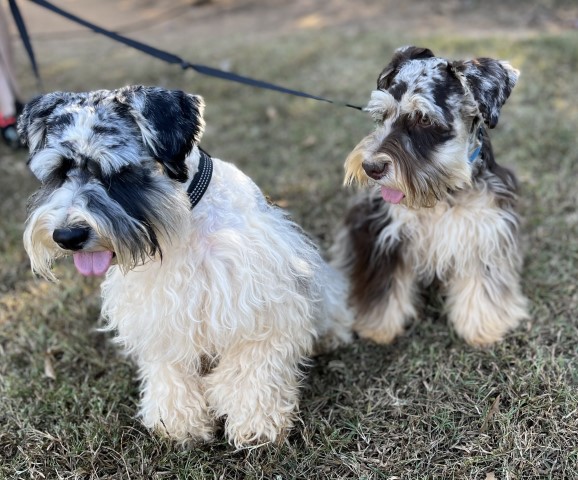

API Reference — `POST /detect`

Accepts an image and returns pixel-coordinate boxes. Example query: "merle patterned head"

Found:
[344,46,519,208]
[19,85,205,280]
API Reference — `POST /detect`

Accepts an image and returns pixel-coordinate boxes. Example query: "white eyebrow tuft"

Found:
[365,90,399,122]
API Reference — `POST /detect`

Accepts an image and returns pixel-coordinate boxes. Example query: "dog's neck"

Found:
[187,147,213,209]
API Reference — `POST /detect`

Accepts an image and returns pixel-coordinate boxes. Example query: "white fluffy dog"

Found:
[19,86,352,447]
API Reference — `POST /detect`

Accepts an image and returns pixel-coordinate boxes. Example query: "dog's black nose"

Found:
[53,227,91,251]
[362,161,387,180]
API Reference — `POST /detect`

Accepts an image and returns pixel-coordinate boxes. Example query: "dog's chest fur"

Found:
[386,184,519,283]
[99,158,320,362]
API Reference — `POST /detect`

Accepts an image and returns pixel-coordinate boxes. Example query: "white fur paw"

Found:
[206,372,299,448]
[451,315,521,347]
[223,410,293,448]
[141,407,215,444]
[446,276,529,346]
[449,303,528,347]
[354,323,404,344]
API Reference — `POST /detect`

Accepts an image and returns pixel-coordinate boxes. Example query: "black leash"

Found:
[187,148,213,209]
[22,0,363,111]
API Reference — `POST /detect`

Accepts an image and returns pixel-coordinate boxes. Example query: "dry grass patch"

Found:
[1,8,577,478]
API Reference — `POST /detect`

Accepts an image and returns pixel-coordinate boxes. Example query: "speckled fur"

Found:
[333,46,528,346]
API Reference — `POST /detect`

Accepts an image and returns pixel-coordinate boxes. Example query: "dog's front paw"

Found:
[141,406,215,445]
[223,411,293,448]
[446,274,529,347]
[354,324,403,344]
[450,313,522,347]
[139,374,216,444]
[206,365,300,448]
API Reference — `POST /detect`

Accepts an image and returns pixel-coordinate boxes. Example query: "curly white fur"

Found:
[99,151,353,446]
[20,86,352,448]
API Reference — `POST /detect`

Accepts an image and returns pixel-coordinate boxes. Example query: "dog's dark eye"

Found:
[53,157,75,181]
[417,113,433,127]
[86,159,104,179]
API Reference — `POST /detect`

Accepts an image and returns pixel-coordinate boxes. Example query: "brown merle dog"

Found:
[331,46,528,346]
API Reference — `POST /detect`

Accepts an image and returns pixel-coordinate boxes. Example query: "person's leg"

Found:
[0,19,22,149]
[0,6,22,104]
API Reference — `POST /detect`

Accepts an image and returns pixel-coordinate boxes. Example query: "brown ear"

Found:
[452,58,519,128]
[377,46,435,90]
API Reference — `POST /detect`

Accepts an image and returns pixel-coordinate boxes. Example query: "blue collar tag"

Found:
[467,126,483,163]
[468,144,482,163]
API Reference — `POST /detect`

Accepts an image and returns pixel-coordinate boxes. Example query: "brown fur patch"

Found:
[479,127,519,195]
[342,192,402,314]
[344,135,373,186]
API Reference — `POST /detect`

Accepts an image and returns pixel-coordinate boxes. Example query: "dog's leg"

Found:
[353,256,419,344]
[205,334,307,448]
[138,361,214,444]
[445,263,528,346]
[332,192,418,344]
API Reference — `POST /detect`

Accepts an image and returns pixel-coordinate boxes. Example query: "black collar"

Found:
[187,148,213,209]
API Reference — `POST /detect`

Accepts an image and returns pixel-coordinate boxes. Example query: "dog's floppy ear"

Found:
[452,58,519,128]
[116,86,205,182]
[377,46,435,90]
[17,92,72,153]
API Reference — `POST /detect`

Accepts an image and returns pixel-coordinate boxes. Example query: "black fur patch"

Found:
[117,86,204,182]
[451,58,518,128]
[474,126,519,207]
[103,165,165,253]
[389,80,408,101]
[48,157,75,188]
[377,115,455,201]
[84,185,160,263]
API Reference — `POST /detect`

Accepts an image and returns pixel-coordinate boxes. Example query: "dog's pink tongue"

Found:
[380,186,405,204]
[73,251,113,276]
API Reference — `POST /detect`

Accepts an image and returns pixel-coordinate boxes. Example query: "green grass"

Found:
[1,7,578,479]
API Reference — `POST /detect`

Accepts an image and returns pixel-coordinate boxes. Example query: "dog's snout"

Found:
[362,161,388,180]
[53,227,91,251]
